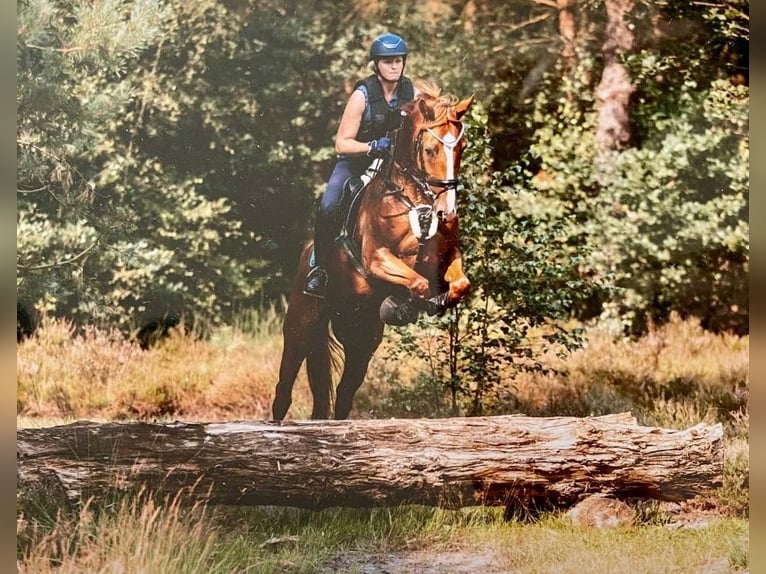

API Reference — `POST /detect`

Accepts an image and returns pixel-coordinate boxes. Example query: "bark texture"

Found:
[557,0,577,70]
[595,0,635,152]
[17,413,723,510]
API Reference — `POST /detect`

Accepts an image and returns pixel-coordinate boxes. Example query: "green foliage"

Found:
[511,2,749,336]
[595,72,748,333]
[560,73,747,334]
[115,0,342,301]
[18,1,748,355]
[17,0,252,327]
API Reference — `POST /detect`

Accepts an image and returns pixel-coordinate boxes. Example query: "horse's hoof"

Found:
[423,291,450,316]
[379,296,419,326]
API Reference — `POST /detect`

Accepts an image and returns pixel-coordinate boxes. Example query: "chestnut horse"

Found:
[272,85,474,420]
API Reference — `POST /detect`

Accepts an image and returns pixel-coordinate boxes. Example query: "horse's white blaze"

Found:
[427,124,464,217]
[442,132,458,181]
[446,187,456,217]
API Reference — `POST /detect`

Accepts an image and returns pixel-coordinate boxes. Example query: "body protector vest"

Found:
[354,74,415,141]
[333,76,414,272]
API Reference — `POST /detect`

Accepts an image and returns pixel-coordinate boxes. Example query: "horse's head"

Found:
[394,84,474,222]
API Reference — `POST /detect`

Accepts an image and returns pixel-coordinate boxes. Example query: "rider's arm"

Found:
[334,89,370,156]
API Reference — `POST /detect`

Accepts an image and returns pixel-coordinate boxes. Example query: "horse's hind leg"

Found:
[272,287,321,421]
[333,317,384,420]
[273,311,333,420]
[272,339,305,421]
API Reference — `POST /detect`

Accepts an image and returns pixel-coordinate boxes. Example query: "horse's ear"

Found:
[418,98,435,122]
[455,95,474,120]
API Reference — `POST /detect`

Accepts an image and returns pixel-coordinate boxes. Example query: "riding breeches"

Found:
[314,157,370,265]
[318,158,370,217]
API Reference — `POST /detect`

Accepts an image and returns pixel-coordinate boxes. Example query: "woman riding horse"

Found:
[304,32,417,299]
[273,71,474,421]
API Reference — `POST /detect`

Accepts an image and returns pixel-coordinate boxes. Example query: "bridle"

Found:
[417,122,465,192]
[383,115,466,243]
[337,107,468,279]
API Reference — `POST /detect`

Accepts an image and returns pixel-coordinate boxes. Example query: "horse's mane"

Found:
[411,80,461,127]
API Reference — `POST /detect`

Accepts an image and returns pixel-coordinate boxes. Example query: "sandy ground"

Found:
[313,503,743,574]
[318,548,505,574]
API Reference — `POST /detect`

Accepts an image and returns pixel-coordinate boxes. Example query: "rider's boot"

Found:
[303,214,335,299]
[303,267,328,299]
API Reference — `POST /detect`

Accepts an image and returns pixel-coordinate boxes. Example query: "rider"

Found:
[303,32,417,299]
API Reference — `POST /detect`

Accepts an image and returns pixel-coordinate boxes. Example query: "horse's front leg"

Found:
[443,250,471,305]
[364,246,431,298]
[421,249,470,317]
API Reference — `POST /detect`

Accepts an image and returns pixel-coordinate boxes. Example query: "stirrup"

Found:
[303,267,328,299]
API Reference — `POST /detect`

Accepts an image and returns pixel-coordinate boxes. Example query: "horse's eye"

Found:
[425,147,438,158]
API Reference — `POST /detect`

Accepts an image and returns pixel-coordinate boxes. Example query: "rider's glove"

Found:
[367,136,391,157]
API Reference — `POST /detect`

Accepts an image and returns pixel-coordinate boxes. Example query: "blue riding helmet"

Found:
[369,33,408,60]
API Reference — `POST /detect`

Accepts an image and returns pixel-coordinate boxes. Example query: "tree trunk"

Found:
[17,413,723,511]
[595,0,635,152]
[520,1,579,102]
[557,0,577,71]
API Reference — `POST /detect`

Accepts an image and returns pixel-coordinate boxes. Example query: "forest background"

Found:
[15,3,751,570]
[17,0,748,413]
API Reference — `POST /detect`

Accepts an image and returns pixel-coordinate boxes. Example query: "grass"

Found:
[18,490,222,574]
[16,310,749,572]
[17,497,748,573]
[17,311,747,429]
[491,517,747,574]
[16,309,314,422]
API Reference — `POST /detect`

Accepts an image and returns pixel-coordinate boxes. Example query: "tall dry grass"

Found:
[18,311,747,426]
[17,489,228,573]
[16,310,749,572]
[17,307,314,422]
[498,313,748,426]
[17,493,748,574]
[356,313,748,427]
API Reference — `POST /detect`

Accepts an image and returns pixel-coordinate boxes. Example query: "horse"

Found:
[272,84,474,420]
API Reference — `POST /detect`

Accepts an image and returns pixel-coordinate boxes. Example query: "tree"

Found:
[17,0,748,343]
[512,0,748,334]
[595,0,635,153]
[17,0,251,328]
[19,414,723,509]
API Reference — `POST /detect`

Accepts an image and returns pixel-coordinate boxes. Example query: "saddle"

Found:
[334,158,384,277]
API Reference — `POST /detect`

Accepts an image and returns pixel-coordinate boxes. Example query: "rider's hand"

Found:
[367,136,391,157]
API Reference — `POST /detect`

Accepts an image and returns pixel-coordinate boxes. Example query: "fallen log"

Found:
[17,413,723,510]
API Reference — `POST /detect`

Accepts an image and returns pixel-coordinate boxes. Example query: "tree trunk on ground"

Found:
[17,413,723,511]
